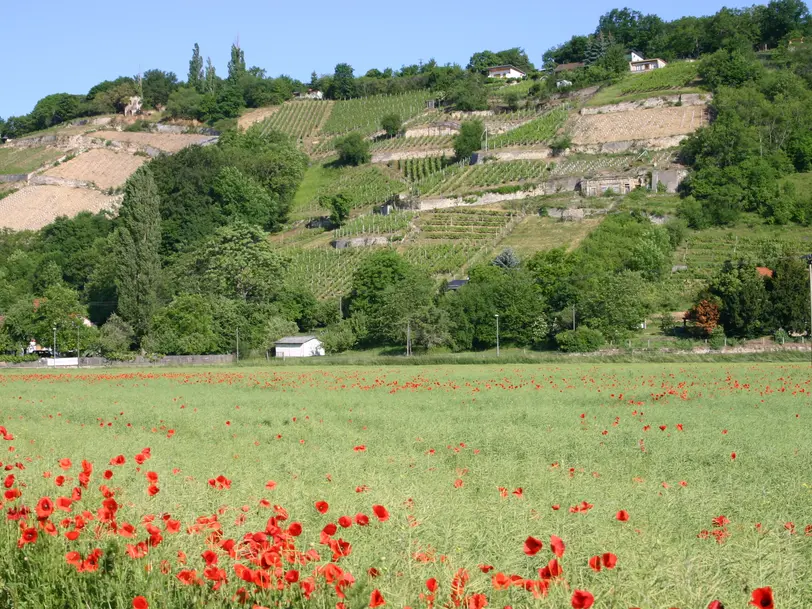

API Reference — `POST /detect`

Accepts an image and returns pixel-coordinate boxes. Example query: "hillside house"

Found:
[553,62,585,73]
[294,89,324,100]
[487,65,526,79]
[274,336,325,358]
[628,51,646,62]
[629,56,667,72]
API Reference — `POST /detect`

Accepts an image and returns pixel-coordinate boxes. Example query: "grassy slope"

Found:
[0,364,810,607]
[0,147,64,174]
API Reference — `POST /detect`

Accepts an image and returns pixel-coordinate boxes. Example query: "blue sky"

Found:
[1,0,752,118]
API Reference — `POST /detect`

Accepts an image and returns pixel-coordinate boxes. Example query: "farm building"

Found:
[274,336,325,358]
[629,57,667,72]
[487,65,527,79]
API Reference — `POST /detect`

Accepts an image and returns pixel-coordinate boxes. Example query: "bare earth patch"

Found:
[569,105,708,145]
[88,131,212,153]
[44,149,146,190]
[238,106,281,129]
[0,185,117,230]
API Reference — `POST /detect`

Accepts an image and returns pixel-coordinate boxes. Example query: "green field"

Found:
[0,146,64,174]
[586,63,705,107]
[0,363,809,608]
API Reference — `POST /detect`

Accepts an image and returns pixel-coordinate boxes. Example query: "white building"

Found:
[487,65,527,79]
[629,57,668,72]
[274,336,325,358]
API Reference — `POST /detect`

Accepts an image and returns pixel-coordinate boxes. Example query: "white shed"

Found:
[274,336,325,358]
[487,65,527,79]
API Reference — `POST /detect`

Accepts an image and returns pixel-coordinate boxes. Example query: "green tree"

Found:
[329,63,357,100]
[447,75,488,111]
[760,0,810,47]
[555,326,605,352]
[335,133,371,165]
[115,167,162,343]
[322,193,351,226]
[4,285,94,353]
[165,87,204,120]
[213,166,277,228]
[192,223,286,304]
[576,271,653,341]
[381,113,402,138]
[97,314,135,355]
[148,295,219,355]
[453,120,484,161]
[227,44,246,82]
[707,260,771,338]
[141,69,178,108]
[766,257,810,333]
[188,43,204,92]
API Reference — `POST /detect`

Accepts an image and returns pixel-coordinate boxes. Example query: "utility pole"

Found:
[236,328,240,361]
[77,323,80,368]
[495,314,500,357]
[572,305,576,331]
[807,255,812,367]
[407,320,411,357]
[52,325,57,364]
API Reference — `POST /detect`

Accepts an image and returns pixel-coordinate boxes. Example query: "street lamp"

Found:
[494,314,500,357]
[52,325,57,363]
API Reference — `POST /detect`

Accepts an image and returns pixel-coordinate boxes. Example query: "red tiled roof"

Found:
[554,62,585,72]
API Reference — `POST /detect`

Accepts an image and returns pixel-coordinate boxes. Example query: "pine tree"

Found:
[188,43,204,91]
[115,167,161,344]
[227,44,246,82]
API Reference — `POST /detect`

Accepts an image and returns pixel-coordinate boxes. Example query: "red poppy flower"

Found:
[338,516,352,528]
[601,553,617,569]
[265,480,277,490]
[616,510,630,521]
[708,602,725,609]
[354,445,366,452]
[426,577,438,592]
[750,587,773,609]
[355,513,369,526]
[288,522,302,536]
[147,485,159,496]
[478,564,494,573]
[372,505,389,522]
[588,556,602,572]
[315,501,329,514]
[550,535,565,558]
[36,497,54,520]
[551,504,560,510]
[523,536,543,556]
[492,572,512,590]
[467,593,487,609]
[571,589,595,609]
[132,596,148,609]
[65,551,82,566]
[453,478,464,488]
[58,458,72,471]
[368,567,380,578]
[369,589,386,608]
[110,455,126,466]
[285,569,299,583]
[18,527,38,548]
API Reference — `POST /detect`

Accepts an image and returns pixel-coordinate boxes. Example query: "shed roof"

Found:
[553,62,585,72]
[275,336,319,345]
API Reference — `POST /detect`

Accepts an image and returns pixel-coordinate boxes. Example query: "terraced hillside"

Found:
[568,104,708,147]
[43,149,146,190]
[0,185,117,230]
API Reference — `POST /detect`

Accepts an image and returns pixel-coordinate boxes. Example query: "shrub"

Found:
[335,133,371,166]
[555,327,606,352]
[380,113,402,138]
[708,325,727,350]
